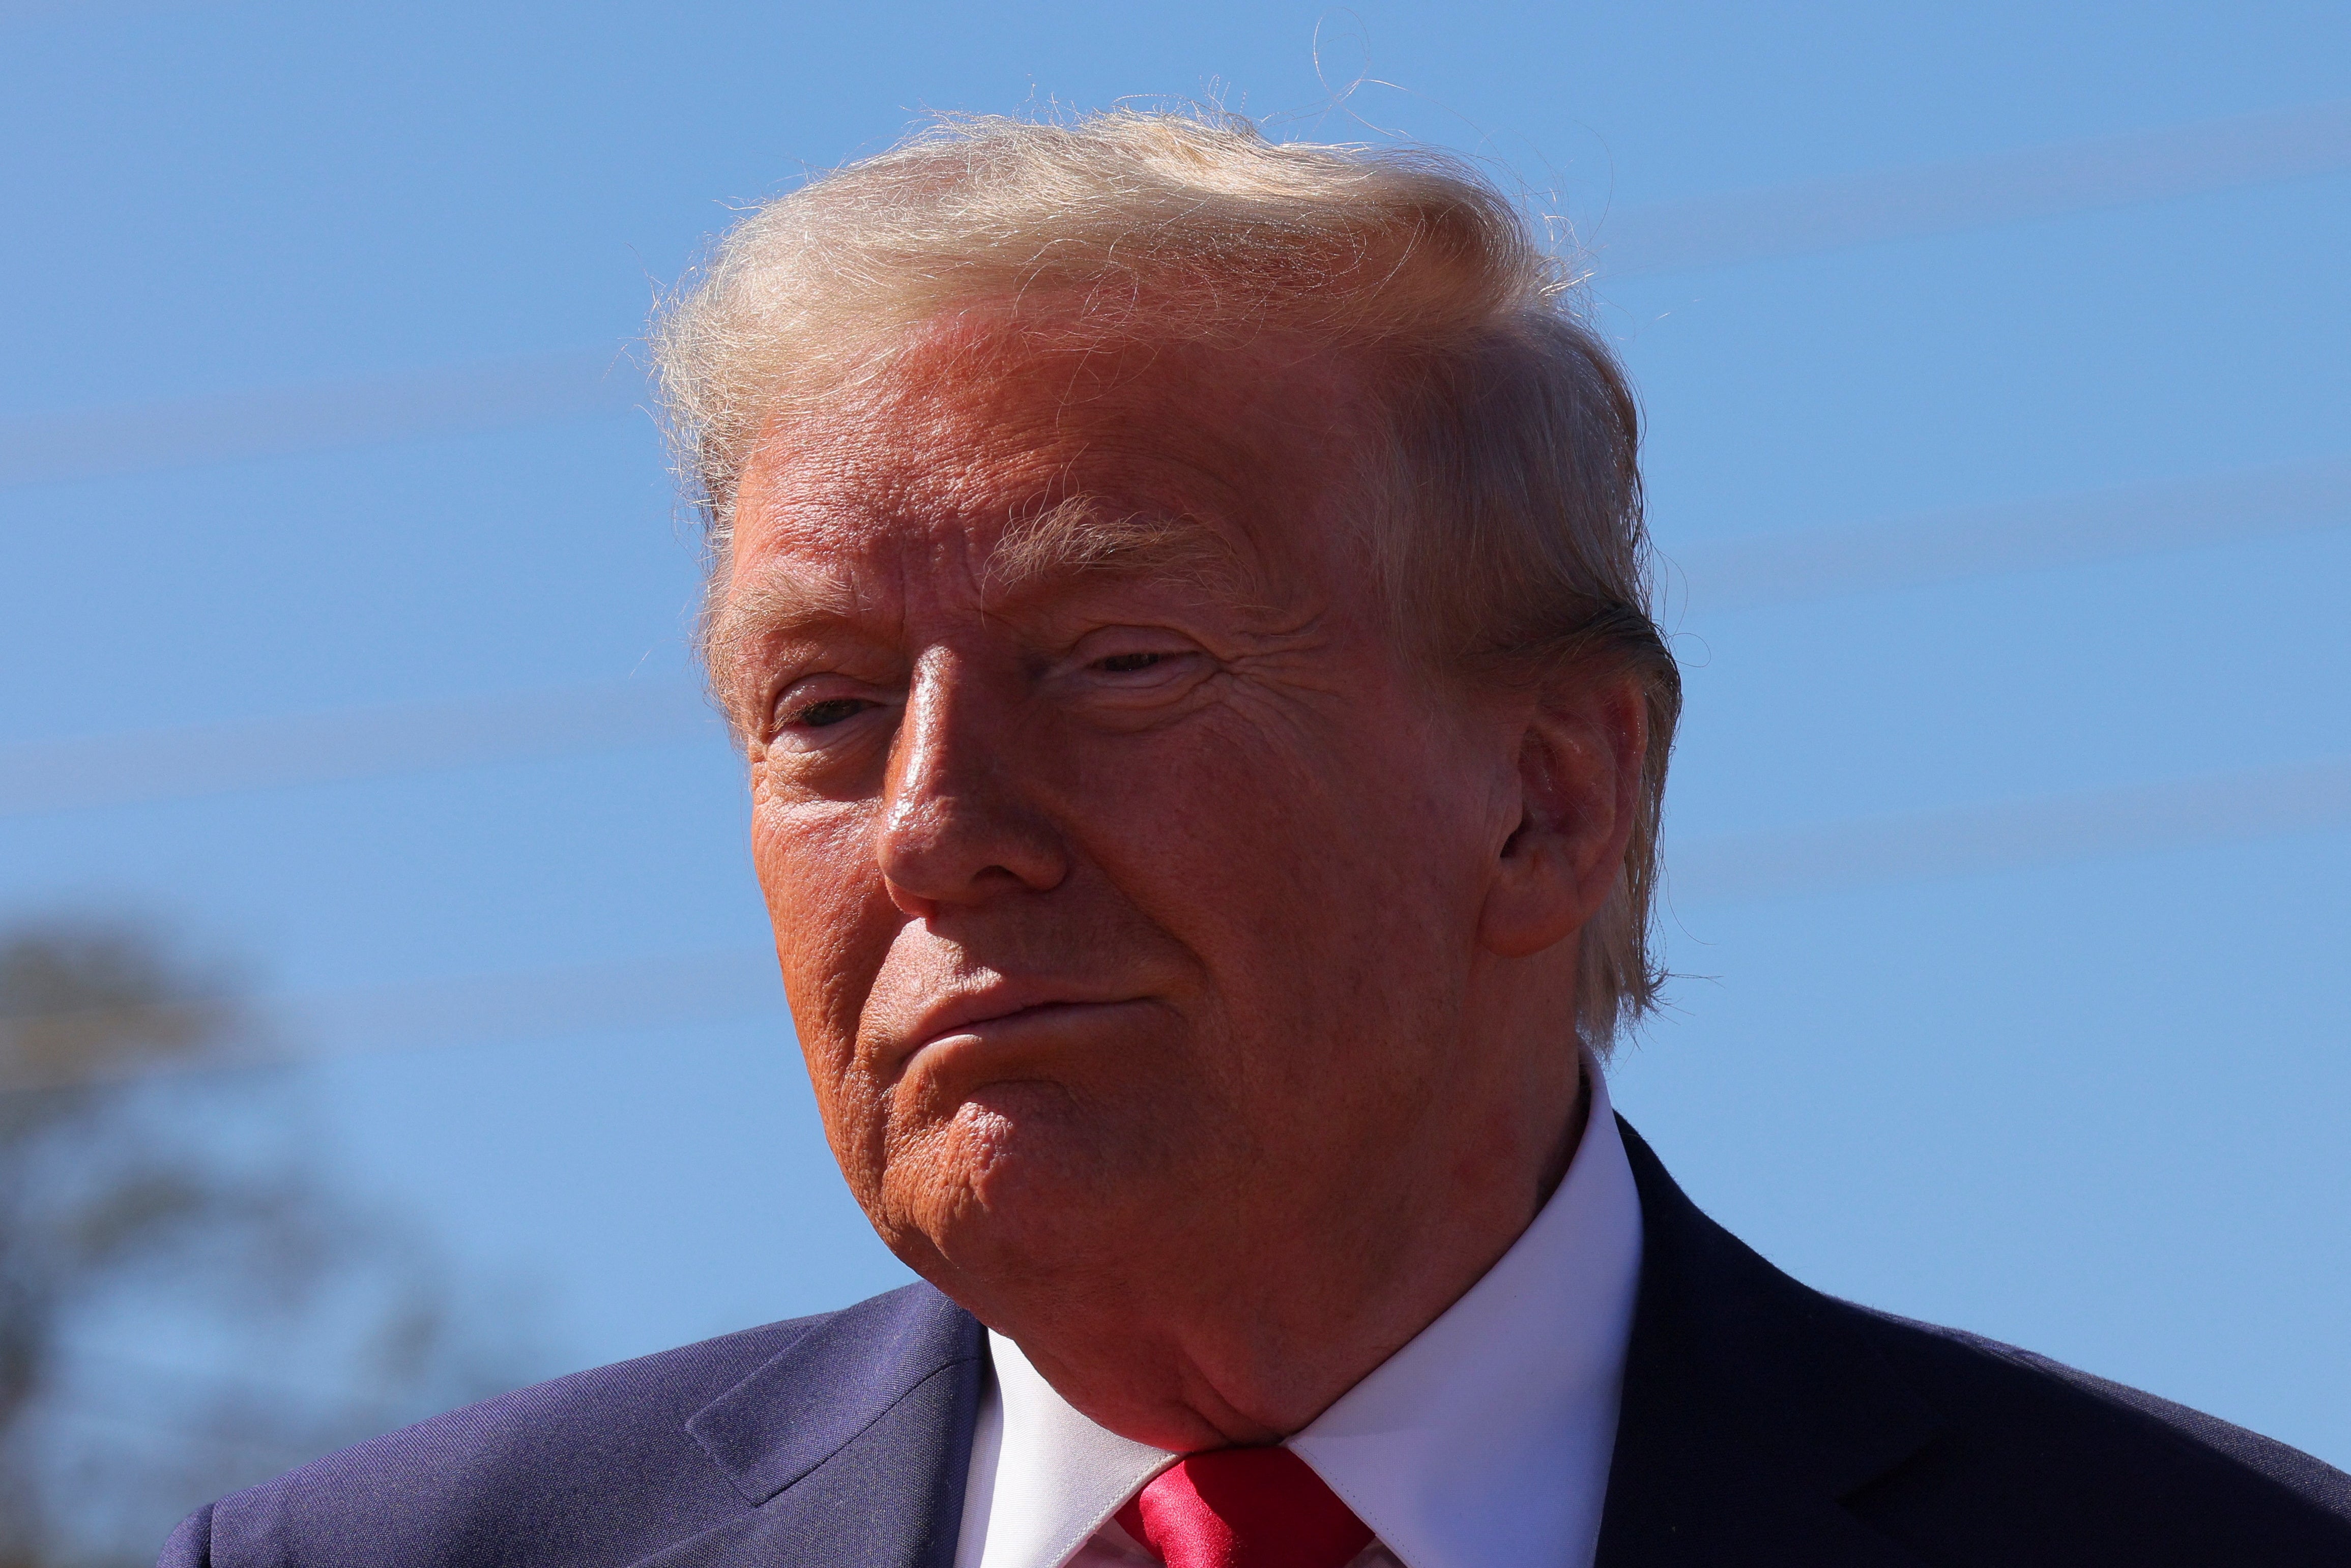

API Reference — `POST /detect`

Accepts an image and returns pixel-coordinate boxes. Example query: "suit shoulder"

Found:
[1838,1300,2351,1561]
[172,1287,933,1568]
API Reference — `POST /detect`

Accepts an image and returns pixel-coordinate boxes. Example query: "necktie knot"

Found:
[1115,1446,1372,1568]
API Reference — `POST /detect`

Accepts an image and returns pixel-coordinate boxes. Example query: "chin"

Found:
[883,1087,1178,1297]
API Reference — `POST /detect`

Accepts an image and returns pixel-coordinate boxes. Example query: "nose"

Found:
[876,649,1069,917]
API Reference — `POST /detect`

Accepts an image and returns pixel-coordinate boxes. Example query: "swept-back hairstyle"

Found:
[653,107,1680,1047]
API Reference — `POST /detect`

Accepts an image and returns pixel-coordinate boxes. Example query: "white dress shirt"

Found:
[951,1058,1644,1568]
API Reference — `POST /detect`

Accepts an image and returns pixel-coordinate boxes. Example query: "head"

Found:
[657,110,1679,1439]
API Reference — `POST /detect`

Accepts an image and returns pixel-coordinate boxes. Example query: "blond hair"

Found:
[653,108,1680,1046]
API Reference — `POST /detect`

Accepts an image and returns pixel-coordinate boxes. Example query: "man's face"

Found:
[720,327,1537,1341]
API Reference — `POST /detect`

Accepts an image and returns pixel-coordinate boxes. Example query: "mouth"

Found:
[905,991,1155,1061]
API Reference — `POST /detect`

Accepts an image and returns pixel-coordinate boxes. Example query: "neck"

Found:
[994,1058,1595,1452]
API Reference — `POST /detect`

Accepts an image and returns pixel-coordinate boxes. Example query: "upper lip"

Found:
[906,982,1142,1051]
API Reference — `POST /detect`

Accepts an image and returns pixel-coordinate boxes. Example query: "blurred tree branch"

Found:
[0,920,542,1566]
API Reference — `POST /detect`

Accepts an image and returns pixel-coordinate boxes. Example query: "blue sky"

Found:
[3,0,2347,1472]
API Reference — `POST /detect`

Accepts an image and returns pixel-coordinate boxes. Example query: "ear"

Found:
[1477,670,1649,960]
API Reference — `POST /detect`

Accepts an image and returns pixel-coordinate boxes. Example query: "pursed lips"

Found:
[904,986,1152,1059]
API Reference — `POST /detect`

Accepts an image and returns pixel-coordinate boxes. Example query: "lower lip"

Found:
[913,999,1151,1057]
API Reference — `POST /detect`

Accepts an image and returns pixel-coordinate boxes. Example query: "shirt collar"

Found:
[962,1325,1174,1568]
[1287,1058,1642,1568]
[959,1057,1643,1568]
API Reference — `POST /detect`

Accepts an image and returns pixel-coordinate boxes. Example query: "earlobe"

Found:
[1479,733,1590,959]
[1476,677,1646,960]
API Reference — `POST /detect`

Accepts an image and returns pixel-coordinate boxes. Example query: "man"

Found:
[164,110,2349,1567]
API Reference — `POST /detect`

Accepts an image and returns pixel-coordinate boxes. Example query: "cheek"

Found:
[1082,700,1482,916]
[749,789,893,1089]
[751,797,916,1219]
[1062,701,1491,1083]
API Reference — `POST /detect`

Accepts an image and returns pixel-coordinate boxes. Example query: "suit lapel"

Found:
[650,1283,985,1568]
[1597,1119,1941,1568]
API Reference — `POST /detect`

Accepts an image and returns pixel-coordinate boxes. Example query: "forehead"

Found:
[728,327,1373,595]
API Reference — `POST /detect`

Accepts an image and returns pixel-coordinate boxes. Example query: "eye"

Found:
[762,680,893,755]
[789,696,876,729]
[1093,651,1167,674]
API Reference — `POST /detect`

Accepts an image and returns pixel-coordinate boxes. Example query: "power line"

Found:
[1,102,2342,492]
[1663,454,2351,614]
[0,947,782,1093]
[1598,97,2351,276]
[1668,754,2351,905]
[0,349,643,489]
[0,679,721,819]
[8,753,2348,1092]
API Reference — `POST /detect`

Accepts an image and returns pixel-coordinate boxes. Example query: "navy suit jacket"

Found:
[163,1120,2351,1566]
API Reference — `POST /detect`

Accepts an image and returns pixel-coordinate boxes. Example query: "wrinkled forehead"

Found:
[740,325,1367,532]
[714,327,1376,644]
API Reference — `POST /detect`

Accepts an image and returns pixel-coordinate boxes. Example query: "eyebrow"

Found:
[704,566,862,734]
[718,499,1257,647]
[982,496,1257,606]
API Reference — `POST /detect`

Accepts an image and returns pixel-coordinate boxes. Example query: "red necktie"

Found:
[1115,1446,1374,1568]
